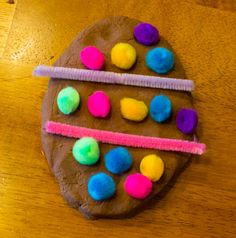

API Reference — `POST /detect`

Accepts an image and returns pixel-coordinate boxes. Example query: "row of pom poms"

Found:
[72,137,164,200]
[57,87,198,134]
[80,23,174,74]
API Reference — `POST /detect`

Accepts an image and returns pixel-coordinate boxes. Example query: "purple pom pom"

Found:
[134,23,159,46]
[176,108,198,134]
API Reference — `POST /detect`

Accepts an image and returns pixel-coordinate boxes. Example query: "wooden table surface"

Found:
[0,0,235,237]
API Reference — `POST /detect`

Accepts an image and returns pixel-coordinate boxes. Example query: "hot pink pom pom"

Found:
[80,46,105,70]
[124,173,152,199]
[88,91,111,118]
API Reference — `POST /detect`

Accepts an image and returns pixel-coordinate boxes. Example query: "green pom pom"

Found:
[72,137,100,165]
[57,86,80,114]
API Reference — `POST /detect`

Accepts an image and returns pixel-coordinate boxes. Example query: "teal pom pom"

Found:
[150,95,172,123]
[146,47,174,74]
[72,137,100,165]
[57,86,80,114]
[88,172,116,201]
[104,147,133,174]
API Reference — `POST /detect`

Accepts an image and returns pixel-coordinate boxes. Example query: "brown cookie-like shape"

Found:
[41,16,193,219]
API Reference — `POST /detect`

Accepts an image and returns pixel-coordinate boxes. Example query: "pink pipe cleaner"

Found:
[34,65,194,92]
[46,121,205,155]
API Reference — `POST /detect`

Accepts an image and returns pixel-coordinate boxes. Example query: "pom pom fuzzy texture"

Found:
[40,16,206,219]
[120,98,148,122]
[80,46,105,70]
[150,95,172,123]
[176,108,198,134]
[140,154,164,182]
[146,47,174,74]
[134,23,160,46]
[111,43,137,70]
[72,137,100,165]
[124,173,152,199]
[88,172,116,201]
[88,91,111,118]
[57,86,80,115]
[104,147,133,174]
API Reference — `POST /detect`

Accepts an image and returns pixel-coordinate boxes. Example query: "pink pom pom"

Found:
[80,46,105,70]
[124,173,152,199]
[88,91,111,118]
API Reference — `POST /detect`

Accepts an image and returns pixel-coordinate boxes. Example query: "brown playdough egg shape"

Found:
[41,16,194,219]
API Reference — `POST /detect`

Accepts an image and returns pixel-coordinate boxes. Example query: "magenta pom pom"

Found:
[80,46,105,70]
[88,91,111,118]
[124,173,152,199]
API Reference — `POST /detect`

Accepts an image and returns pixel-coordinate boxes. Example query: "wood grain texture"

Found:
[197,0,236,12]
[0,0,16,57]
[0,0,236,237]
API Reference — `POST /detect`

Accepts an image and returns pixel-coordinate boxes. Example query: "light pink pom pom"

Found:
[124,173,152,199]
[88,91,111,118]
[80,46,105,70]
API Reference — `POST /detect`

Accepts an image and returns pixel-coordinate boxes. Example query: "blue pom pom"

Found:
[146,47,174,74]
[150,95,172,123]
[104,147,133,174]
[88,172,116,201]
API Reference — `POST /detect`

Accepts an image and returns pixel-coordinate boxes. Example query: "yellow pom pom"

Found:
[140,154,164,182]
[120,98,148,122]
[111,43,137,69]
